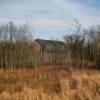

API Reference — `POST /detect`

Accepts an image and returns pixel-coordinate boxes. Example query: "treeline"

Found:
[0,22,34,69]
[64,21,100,69]
[0,21,99,69]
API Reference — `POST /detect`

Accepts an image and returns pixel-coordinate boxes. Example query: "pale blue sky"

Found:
[0,0,100,40]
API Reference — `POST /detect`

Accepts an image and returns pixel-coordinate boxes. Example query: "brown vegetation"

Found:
[0,65,99,100]
[0,21,99,100]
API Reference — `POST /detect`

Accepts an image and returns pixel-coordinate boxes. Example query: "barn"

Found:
[33,39,71,66]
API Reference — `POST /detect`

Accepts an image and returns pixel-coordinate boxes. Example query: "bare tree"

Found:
[0,22,34,69]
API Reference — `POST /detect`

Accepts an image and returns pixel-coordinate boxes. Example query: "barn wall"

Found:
[33,41,71,66]
[42,51,71,65]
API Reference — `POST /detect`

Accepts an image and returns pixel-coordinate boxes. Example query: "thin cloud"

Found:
[0,0,100,39]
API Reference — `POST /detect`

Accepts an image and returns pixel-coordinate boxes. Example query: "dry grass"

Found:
[0,65,99,100]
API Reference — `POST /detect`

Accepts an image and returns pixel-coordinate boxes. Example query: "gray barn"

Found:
[33,39,71,66]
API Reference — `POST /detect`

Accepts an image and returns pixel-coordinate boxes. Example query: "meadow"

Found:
[0,65,99,100]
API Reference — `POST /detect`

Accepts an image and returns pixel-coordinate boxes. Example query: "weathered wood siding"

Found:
[33,41,43,67]
[42,50,71,65]
[33,41,71,66]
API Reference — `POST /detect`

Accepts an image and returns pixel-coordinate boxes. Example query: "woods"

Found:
[0,22,34,69]
[64,21,100,69]
[0,21,99,69]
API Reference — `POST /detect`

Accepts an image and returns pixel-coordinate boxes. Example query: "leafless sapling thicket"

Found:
[0,22,34,69]
[64,20,100,69]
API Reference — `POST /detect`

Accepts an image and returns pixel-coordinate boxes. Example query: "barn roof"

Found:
[35,39,67,53]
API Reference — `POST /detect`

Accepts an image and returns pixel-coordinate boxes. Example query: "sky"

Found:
[0,0,100,40]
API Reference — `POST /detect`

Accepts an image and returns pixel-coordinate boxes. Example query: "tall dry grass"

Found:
[0,65,99,100]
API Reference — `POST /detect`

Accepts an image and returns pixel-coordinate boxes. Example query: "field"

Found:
[0,65,99,100]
